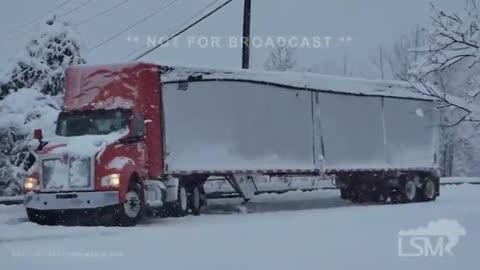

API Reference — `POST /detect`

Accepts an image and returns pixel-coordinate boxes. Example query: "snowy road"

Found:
[1,185,478,270]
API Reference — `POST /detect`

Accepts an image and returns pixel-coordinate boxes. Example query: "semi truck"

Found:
[23,62,440,225]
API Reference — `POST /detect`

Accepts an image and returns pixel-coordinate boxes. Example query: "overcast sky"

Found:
[0,0,463,78]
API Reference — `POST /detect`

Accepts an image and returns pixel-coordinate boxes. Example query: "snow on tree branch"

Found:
[264,43,297,72]
[409,0,480,123]
[1,16,86,98]
[0,17,86,196]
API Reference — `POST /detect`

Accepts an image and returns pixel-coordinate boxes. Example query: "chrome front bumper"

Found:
[24,191,119,210]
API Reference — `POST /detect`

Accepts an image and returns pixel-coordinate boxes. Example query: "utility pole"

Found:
[242,0,251,69]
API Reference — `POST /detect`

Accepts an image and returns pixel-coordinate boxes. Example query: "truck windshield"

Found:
[56,110,129,137]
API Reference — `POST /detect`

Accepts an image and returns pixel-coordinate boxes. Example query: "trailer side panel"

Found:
[314,93,436,171]
[315,93,386,170]
[162,81,315,172]
[383,98,436,168]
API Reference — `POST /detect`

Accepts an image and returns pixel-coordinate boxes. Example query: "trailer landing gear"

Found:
[227,174,258,202]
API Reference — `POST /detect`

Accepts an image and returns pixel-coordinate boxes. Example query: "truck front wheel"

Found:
[117,182,144,226]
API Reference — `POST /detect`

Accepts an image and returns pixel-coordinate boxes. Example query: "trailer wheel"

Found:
[167,183,188,217]
[189,186,204,216]
[117,181,144,226]
[26,208,57,225]
[421,178,437,202]
[400,178,419,203]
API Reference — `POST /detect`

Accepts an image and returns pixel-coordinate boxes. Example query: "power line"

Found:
[59,0,94,18]
[121,0,222,60]
[0,0,74,42]
[0,28,34,47]
[0,47,14,57]
[88,0,182,52]
[77,0,129,26]
[133,0,234,60]
[0,0,84,47]
[0,0,125,48]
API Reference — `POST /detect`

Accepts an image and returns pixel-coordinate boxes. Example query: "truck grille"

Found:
[42,157,92,190]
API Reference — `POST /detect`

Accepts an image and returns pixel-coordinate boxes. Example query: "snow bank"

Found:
[0,195,23,205]
[0,185,479,270]
[441,177,480,184]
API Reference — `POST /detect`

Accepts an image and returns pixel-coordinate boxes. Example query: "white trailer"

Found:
[159,66,440,204]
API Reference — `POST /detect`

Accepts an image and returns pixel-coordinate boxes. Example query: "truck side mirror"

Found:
[132,114,145,137]
[34,129,43,142]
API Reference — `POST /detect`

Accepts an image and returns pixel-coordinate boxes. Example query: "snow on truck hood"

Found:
[41,130,128,157]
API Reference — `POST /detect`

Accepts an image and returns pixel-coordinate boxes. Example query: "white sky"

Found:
[0,0,463,78]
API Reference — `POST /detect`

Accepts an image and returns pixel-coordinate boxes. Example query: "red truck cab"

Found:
[23,63,188,225]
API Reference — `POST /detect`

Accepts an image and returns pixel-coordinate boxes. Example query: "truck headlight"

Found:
[24,177,39,191]
[101,174,120,188]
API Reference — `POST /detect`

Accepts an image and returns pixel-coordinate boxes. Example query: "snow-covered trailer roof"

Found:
[159,65,435,101]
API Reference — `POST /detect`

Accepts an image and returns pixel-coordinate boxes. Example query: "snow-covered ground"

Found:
[441,177,480,184]
[1,185,478,270]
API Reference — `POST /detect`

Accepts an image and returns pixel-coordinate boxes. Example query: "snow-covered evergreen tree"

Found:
[0,17,85,196]
[1,16,85,98]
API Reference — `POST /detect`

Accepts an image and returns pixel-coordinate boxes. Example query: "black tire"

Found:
[421,178,438,202]
[340,188,350,200]
[26,208,57,225]
[390,193,402,204]
[400,178,419,203]
[189,186,204,216]
[166,182,188,217]
[116,181,144,226]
